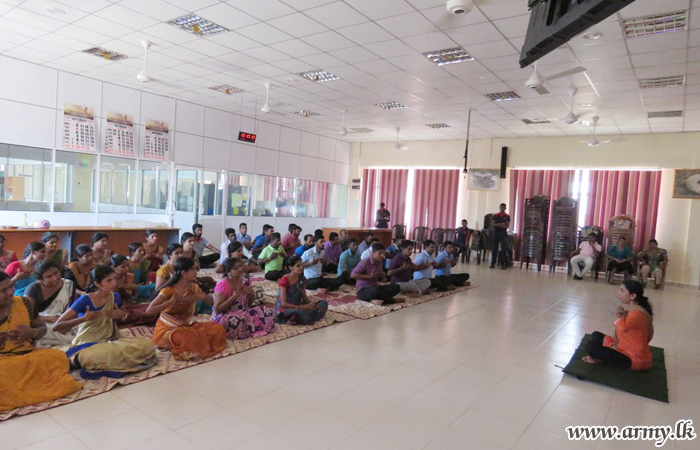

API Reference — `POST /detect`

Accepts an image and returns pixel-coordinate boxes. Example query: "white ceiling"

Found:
[0,0,698,142]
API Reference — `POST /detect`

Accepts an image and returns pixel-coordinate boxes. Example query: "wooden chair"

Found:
[568,225,604,280]
[392,224,407,240]
[605,215,636,283]
[412,226,429,253]
[469,230,486,264]
[430,228,446,249]
[440,228,456,251]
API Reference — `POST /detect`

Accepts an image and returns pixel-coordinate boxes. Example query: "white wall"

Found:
[351,133,700,287]
[0,55,351,246]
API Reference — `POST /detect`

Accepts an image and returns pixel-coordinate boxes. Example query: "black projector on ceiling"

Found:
[519,0,638,68]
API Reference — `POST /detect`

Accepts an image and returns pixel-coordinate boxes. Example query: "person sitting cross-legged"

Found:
[351,243,402,306]
[434,241,470,289]
[388,240,428,296]
[301,236,344,291]
[276,256,328,325]
[413,240,449,292]
[606,237,634,283]
[337,238,361,284]
[295,234,314,257]
[360,237,380,260]
[258,233,287,281]
[322,232,342,274]
[570,234,602,280]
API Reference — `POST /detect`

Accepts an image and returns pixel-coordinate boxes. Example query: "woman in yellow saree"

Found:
[0,272,82,411]
[147,257,226,360]
[54,266,157,379]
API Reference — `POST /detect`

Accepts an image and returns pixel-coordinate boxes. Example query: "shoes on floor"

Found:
[489,265,496,269]
[573,275,582,280]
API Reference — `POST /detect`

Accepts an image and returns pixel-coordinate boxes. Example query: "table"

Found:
[322,227,394,248]
[0,226,180,260]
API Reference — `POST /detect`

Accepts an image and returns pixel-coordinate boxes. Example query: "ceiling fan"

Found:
[136,40,155,82]
[543,86,579,124]
[339,109,348,136]
[526,61,586,95]
[580,115,612,146]
[261,82,286,116]
[394,127,410,150]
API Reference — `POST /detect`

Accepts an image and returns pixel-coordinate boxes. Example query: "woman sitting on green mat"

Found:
[583,280,654,370]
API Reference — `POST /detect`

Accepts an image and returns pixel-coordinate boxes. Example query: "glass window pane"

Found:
[55,151,97,212]
[99,156,135,213]
[137,161,170,213]
[0,144,51,211]
[176,169,198,213]
[316,181,331,218]
[296,179,315,218]
[253,175,276,217]
[202,170,225,216]
[330,184,348,218]
[276,177,296,217]
[226,172,251,216]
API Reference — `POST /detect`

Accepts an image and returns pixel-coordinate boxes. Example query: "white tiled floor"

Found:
[3,263,700,450]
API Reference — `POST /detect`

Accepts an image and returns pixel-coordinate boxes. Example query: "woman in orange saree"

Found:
[147,257,226,360]
[0,272,82,411]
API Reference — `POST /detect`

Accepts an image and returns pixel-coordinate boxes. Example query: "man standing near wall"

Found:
[490,203,510,270]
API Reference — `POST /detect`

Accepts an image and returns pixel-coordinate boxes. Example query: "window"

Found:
[137,161,170,213]
[201,170,225,216]
[330,184,348,218]
[99,156,135,213]
[54,151,97,212]
[0,144,51,211]
[227,172,252,216]
[296,179,315,218]
[316,181,331,218]
[175,169,198,212]
[276,177,296,217]
[253,175,276,217]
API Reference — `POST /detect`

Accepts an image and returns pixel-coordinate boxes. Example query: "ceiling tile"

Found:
[301,31,355,51]
[269,39,322,57]
[180,39,232,57]
[421,5,489,29]
[354,59,400,74]
[226,0,296,20]
[195,3,260,30]
[476,0,529,20]
[492,14,529,39]
[53,24,112,45]
[4,7,68,31]
[272,58,315,73]
[94,5,160,30]
[401,31,457,53]
[336,22,394,45]
[385,53,434,70]
[298,52,346,69]
[464,39,518,60]
[343,0,414,20]
[627,32,689,54]
[329,46,380,64]
[119,0,188,21]
[237,22,294,45]
[243,46,292,63]
[137,23,201,46]
[377,11,438,38]
[18,1,88,23]
[446,22,504,47]
[364,39,416,58]
[54,0,113,13]
[618,0,690,19]
[278,0,337,10]
[267,13,329,37]
[305,2,370,29]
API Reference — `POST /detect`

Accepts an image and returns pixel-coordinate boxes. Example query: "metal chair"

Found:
[412,226,429,253]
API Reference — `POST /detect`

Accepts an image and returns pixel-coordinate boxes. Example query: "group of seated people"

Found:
[0,222,472,412]
[569,234,667,289]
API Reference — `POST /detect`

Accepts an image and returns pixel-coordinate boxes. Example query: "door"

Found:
[198,169,226,248]
[171,165,200,237]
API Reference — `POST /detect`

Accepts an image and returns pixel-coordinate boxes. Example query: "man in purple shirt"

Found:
[351,243,402,305]
[322,232,342,273]
[388,240,429,296]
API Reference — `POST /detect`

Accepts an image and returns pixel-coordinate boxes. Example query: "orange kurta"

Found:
[603,310,652,371]
[0,297,82,411]
[151,284,226,360]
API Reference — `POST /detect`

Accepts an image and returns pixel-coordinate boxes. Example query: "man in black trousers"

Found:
[490,203,510,270]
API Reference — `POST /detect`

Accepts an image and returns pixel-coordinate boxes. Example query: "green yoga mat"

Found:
[562,334,668,403]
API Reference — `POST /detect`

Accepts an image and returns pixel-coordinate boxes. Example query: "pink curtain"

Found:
[316,181,330,218]
[276,177,295,217]
[509,170,576,260]
[360,169,409,228]
[585,170,662,251]
[410,169,460,236]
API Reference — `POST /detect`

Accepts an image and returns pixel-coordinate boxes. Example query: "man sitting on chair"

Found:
[606,237,634,283]
[637,239,667,289]
[570,233,602,280]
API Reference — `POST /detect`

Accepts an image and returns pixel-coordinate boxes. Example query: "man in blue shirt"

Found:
[251,224,274,259]
[413,240,449,292]
[236,222,252,249]
[357,232,374,255]
[434,241,470,289]
[301,235,343,291]
[384,235,404,270]
[338,238,361,284]
[295,234,314,257]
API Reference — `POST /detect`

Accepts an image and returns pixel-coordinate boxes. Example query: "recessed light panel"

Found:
[485,91,521,102]
[350,127,373,133]
[82,47,128,61]
[422,47,474,66]
[648,110,683,118]
[298,69,339,83]
[294,110,320,117]
[375,102,406,110]
[169,14,229,37]
[622,11,687,38]
[522,118,550,124]
[426,123,450,129]
[639,75,685,89]
[209,85,244,95]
